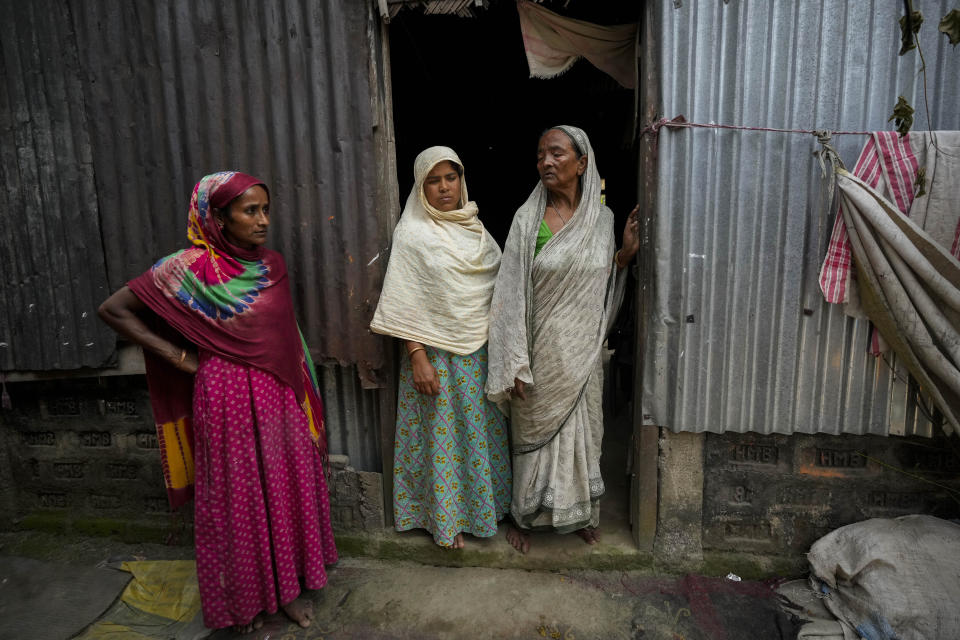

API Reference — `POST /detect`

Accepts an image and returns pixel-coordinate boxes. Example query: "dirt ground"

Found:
[0,530,801,640]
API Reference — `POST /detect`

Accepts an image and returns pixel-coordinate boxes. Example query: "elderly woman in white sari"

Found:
[371,146,510,549]
[487,126,639,553]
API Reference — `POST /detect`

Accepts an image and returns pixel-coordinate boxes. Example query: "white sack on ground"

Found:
[806,515,960,640]
[777,579,852,640]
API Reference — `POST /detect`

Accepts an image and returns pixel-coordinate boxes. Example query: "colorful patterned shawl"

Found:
[129,171,325,509]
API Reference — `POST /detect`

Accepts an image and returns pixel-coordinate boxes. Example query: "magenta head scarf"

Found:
[187,171,269,261]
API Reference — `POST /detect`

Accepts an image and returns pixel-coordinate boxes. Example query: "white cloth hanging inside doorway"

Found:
[516,0,637,89]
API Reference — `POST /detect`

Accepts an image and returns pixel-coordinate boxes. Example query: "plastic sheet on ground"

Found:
[74,560,210,640]
[0,556,133,640]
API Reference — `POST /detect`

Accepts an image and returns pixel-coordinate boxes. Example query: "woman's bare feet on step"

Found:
[506,524,530,554]
[435,532,465,549]
[233,615,263,634]
[575,526,600,545]
[282,596,314,628]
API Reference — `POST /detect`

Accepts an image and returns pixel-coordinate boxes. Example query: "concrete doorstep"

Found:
[336,520,652,573]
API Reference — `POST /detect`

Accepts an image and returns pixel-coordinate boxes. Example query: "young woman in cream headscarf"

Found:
[371,146,510,549]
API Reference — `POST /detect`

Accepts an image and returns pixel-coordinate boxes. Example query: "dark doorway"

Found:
[387,1,639,247]
[387,1,641,545]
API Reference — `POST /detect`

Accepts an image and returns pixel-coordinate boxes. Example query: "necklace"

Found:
[548,199,568,225]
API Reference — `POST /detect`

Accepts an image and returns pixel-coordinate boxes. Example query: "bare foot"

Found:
[282,596,314,628]
[232,614,263,634]
[506,524,530,554]
[435,533,464,549]
[575,527,600,545]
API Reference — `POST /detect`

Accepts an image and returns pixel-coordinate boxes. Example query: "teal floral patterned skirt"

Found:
[392,344,511,547]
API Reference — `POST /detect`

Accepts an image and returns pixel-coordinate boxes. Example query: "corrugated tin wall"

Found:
[1,0,395,470]
[642,0,960,437]
[67,0,390,385]
[320,363,382,471]
[0,0,116,371]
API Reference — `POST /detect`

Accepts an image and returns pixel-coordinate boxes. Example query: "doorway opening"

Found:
[388,0,640,545]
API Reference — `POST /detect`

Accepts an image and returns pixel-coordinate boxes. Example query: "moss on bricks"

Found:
[333,534,379,558]
[18,512,69,535]
[14,513,180,547]
[699,552,807,580]
[120,521,174,545]
[586,549,655,572]
[73,518,126,539]
[377,538,430,563]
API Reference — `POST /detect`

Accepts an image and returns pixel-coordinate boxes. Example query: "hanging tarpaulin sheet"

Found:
[826,132,960,434]
[516,0,636,89]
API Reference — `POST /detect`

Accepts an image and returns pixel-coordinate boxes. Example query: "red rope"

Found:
[640,115,873,138]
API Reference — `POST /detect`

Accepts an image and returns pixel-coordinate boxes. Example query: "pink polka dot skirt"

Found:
[192,353,338,629]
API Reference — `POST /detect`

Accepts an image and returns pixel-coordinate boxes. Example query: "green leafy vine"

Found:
[890,1,958,137]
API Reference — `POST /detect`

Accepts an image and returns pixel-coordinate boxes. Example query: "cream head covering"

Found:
[370,146,502,354]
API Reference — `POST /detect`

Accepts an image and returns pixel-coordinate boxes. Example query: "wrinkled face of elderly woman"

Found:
[423,160,462,212]
[537,129,586,192]
[217,185,270,250]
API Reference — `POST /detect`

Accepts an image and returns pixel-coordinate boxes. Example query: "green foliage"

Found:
[889,96,915,137]
[940,9,960,46]
[899,9,924,55]
[913,167,927,198]
[890,1,958,137]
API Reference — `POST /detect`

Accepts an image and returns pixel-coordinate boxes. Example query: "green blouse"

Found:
[535,219,553,257]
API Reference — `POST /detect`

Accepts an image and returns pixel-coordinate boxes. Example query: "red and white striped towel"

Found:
[819,133,921,305]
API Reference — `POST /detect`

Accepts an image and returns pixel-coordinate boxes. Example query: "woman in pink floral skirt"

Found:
[99,171,337,634]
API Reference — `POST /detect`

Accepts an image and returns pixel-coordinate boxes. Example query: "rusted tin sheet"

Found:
[67,0,391,384]
[0,0,116,371]
[320,362,383,471]
[380,0,488,21]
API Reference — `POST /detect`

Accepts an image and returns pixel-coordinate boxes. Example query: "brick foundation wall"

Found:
[701,432,960,554]
[0,376,385,538]
[0,377,172,537]
[327,455,386,532]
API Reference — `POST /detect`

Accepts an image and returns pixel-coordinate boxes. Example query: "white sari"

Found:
[486,126,626,531]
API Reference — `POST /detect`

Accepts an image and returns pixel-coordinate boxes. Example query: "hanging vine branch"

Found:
[889,0,957,137]
[940,9,960,45]
[898,3,923,54]
[889,95,915,136]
